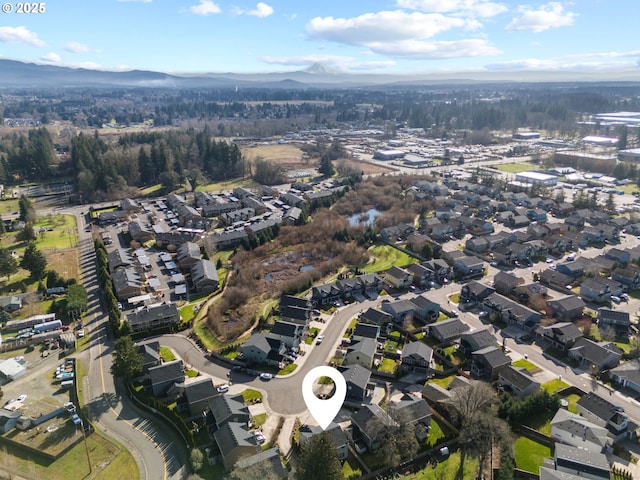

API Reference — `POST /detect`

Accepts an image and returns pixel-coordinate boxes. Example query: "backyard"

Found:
[514,437,551,473]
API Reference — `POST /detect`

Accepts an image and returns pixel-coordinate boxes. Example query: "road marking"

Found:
[97,329,168,480]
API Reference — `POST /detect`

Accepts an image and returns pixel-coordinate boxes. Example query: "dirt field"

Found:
[45,249,80,282]
[241,143,397,176]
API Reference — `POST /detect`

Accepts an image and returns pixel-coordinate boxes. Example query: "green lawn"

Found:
[186,369,199,378]
[253,413,267,427]
[542,379,569,393]
[242,388,263,403]
[404,452,478,480]
[562,393,581,414]
[362,244,419,273]
[34,214,79,250]
[427,376,454,389]
[512,358,540,372]
[0,198,19,215]
[515,437,551,473]
[378,357,398,374]
[427,418,448,446]
[341,457,362,479]
[449,292,460,304]
[278,363,297,376]
[494,162,535,173]
[160,346,176,362]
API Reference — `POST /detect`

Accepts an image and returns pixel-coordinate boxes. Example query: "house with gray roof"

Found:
[576,391,631,442]
[597,308,630,338]
[126,302,180,333]
[190,259,219,294]
[409,295,440,323]
[497,365,540,399]
[207,393,251,431]
[550,409,610,454]
[234,447,288,479]
[381,299,416,324]
[400,341,433,373]
[459,328,497,356]
[344,339,377,369]
[388,395,431,440]
[350,404,398,452]
[279,305,311,325]
[610,360,640,394]
[269,320,306,349]
[382,266,413,290]
[552,443,611,480]
[535,322,583,351]
[359,307,393,326]
[213,422,261,471]
[136,341,161,373]
[179,377,219,418]
[240,333,285,367]
[340,364,374,404]
[428,318,470,344]
[107,248,133,273]
[299,423,348,461]
[493,271,524,295]
[149,360,184,398]
[470,346,511,380]
[568,338,622,372]
[460,281,495,306]
[176,242,201,270]
[112,268,143,301]
[311,282,341,305]
[352,323,380,342]
[548,295,586,321]
[128,220,155,243]
[405,263,434,288]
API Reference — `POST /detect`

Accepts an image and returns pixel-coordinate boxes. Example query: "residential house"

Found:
[381,299,416,324]
[350,404,398,452]
[213,422,261,471]
[279,305,312,326]
[535,322,583,351]
[465,236,490,254]
[592,256,617,276]
[341,364,374,404]
[612,266,640,289]
[207,394,251,430]
[382,266,413,290]
[136,341,162,373]
[359,308,393,327]
[380,223,415,242]
[576,392,631,442]
[280,295,312,310]
[460,281,495,306]
[493,271,524,296]
[128,220,155,243]
[459,329,497,356]
[556,259,589,278]
[405,263,435,288]
[269,320,305,349]
[423,259,453,285]
[400,341,433,374]
[597,308,630,338]
[311,282,341,305]
[149,360,185,398]
[605,248,631,265]
[107,248,133,273]
[240,333,286,367]
[470,346,511,380]
[580,277,623,304]
[550,409,611,454]
[453,256,485,280]
[568,338,622,372]
[525,239,549,258]
[409,295,440,323]
[176,242,201,270]
[497,365,540,399]
[344,339,377,369]
[299,423,348,461]
[428,318,470,344]
[121,197,141,214]
[513,282,548,307]
[180,377,219,418]
[352,323,381,343]
[126,302,181,333]
[190,259,220,294]
[548,295,586,321]
[234,448,288,479]
[283,207,301,225]
[539,269,574,290]
[220,207,255,226]
[388,395,432,440]
[482,292,541,330]
[609,360,640,394]
[552,444,611,480]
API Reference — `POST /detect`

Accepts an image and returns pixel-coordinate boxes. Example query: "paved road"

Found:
[75,210,189,480]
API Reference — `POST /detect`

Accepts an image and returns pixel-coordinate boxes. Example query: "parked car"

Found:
[217,384,230,393]
[316,335,324,345]
[611,295,621,304]
[259,373,273,381]
[254,432,266,444]
[16,394,27,403]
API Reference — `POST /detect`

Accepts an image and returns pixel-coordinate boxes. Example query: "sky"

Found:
[0,0,639,76]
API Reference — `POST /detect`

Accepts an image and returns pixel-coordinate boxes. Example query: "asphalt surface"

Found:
[75,209,189,480]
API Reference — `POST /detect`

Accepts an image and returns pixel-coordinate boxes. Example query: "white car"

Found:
[16,394,27,403]
[259,373,273,381]
[316,335,324,345]
[254,432,266,444]
[217,384,230,393]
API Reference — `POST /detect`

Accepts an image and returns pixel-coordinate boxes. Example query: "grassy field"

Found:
[514,437,551,473]
[493,162,535,173]
[241,388,263,403]
[179,304,196,323]
[0,198,19,215]
[159,346,176,362]
[404,452,478,480]
[427,376,454,389]
[427,418,448,446]
[542,378,569,393]
[362,244,419,273]
[512,358,540,372]
[378,357,398,374]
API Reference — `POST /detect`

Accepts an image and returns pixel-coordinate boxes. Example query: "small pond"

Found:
[348,208,381,227]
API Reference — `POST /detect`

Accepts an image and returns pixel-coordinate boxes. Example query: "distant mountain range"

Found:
[1,59,640,89]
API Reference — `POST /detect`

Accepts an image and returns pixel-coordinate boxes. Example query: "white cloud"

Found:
[260,54,396,71]
[485,58,636,71]
[396,0,508,18]
[369,38,501,59]
[306,11,466,45]
[0,26,45,47]
[506,2,576,33]
[566,50,640,60]
[40,52,61,63]
[189,0,221,16]
[247,2,273,18]
[65,41,90,53]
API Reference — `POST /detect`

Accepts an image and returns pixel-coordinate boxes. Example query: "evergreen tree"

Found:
[110,336,143,380]
[20,242,47,279]
[296,431,343,480]
[0,248,18,280]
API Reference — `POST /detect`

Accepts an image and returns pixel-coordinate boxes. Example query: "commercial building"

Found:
[514,171,557,186]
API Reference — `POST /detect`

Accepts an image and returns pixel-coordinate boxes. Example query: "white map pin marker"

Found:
[302,366,346,430]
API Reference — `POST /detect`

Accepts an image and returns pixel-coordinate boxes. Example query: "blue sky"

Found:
[0,0,639,75]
